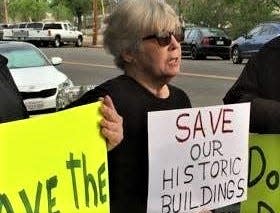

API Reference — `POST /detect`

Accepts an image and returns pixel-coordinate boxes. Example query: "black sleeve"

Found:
[0,55,29,123]
[223,55,260,104]
[223,53,280,133]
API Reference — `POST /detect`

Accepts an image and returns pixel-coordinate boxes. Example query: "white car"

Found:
[0,41,73,114]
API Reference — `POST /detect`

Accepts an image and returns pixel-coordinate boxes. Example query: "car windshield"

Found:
[0,46,50,69]
[43,23,62,30]
[201,28,227,37]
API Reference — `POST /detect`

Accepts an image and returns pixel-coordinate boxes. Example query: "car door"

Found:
[184,28,191,41]
[63,23,71,42]
[66,23,77,42]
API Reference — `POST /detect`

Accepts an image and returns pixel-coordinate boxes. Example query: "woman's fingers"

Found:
[100,95,119,122]
[99,95,123,151]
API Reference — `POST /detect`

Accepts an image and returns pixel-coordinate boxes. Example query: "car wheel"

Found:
[191,46,199,60]
[232,47,243,64]
[75,36,83,47]
[53,36,61,48]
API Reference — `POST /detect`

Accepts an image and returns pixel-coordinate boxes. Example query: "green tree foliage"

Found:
[4,0,280,36]
[8,0,48,22]
[49,1,72,21]
[181,0,279,39]
[50,0,92,30]
[271,0,280,8]
[228,0,276,38]
[183,0,231,28]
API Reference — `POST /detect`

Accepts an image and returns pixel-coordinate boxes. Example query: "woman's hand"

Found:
[99,95,123,151]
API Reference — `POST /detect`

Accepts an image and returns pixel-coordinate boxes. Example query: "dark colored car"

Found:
[181,27,231,60]
[230,22,280,64]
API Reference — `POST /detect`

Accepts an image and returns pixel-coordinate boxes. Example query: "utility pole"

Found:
[92,0,98,45]
[3,0,8,23]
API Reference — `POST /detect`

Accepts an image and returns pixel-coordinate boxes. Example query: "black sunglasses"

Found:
[142,30,184,46]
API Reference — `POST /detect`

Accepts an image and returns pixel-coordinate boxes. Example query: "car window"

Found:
[248,26,262,37]
[0,24,8,30]
[1,47,50,69]
[7,24,19,29]
[43,23,62,30]
[258,25,272,36]
[19,23,27,28]
[201,28,227,37]
[184,29,191,41]
[27,22,43,29]
[188,29,198,39]
[268,25,280,35]
[68,24,74,31]
[196,30,203,39]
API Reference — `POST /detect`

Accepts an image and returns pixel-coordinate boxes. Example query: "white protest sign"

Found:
[147,103,250,213]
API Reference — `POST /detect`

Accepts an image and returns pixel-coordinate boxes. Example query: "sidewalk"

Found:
[83,35,104,48]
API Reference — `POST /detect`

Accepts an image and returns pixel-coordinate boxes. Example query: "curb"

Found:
[83,44,104,48]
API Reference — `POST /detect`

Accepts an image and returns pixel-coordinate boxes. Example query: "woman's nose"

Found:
[168,34,181,50]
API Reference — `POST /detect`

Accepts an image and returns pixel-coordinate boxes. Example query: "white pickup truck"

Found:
[2,22,83,47]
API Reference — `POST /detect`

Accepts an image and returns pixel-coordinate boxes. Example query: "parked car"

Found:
[0,23,8,40]
[2,21,83,47]
[230,22,280,64]
[181,27,231,60]
[0,41,73,114]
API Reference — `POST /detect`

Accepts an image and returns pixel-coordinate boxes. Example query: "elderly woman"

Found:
[68,0,197,212]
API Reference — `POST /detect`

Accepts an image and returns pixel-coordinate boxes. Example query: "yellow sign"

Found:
[0,103,110,213]
[241,134,280,213]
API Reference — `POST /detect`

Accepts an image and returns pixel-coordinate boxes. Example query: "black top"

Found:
[68,75,192,212]
[0,55,29,123]
[223,36,280,133]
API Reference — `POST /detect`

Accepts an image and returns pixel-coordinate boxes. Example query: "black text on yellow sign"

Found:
[0,152,107,212]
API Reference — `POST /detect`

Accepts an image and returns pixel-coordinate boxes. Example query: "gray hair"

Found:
[103,0,181,70]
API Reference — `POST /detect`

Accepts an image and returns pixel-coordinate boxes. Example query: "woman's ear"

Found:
[121,50,135,63]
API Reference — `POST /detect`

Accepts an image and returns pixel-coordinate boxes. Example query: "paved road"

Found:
[42,47,247,107]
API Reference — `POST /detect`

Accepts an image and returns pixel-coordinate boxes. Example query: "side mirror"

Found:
[51,57,62,65]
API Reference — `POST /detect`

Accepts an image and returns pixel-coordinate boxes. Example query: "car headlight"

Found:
[56,84,96,110]
[58,79,73,89]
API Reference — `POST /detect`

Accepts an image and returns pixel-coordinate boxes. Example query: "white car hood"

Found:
[10,66,68,92]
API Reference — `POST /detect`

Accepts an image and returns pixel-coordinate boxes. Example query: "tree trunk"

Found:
[77,14,82,31]
[92,0,98,45]
[3,0,8,23]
